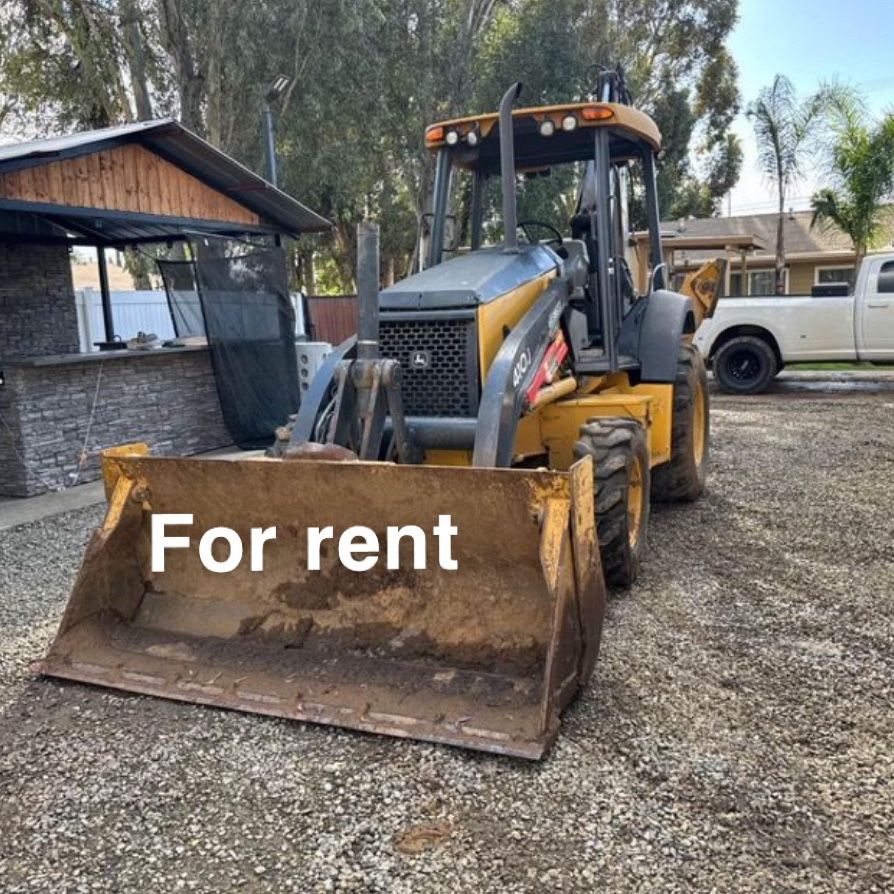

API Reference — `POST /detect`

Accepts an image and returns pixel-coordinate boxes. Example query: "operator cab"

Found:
[421,93,667,374]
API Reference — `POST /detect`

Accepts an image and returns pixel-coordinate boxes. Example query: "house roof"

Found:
[0,119,331,241]
[663,210,858,260]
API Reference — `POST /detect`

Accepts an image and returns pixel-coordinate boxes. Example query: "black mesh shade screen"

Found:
[159,259,204,337]
[159,245,300,448]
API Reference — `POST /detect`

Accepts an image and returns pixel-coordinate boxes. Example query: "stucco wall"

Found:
[789,263,817,295]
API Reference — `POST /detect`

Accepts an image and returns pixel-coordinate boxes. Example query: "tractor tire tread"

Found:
[573,417,650,588]
[651,343,709,503]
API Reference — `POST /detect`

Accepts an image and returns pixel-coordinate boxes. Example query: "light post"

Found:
[263,75,292,186]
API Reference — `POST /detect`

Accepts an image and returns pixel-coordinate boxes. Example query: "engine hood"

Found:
[380,244,558,311]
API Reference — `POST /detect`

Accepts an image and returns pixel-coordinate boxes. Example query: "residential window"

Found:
[879,261,894,294]
[729,268,788,296]
[815,266,855,288]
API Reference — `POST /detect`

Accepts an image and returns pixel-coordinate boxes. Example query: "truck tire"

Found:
[652,343,709,502]
[713,335,777,394]
[573,418,650,588]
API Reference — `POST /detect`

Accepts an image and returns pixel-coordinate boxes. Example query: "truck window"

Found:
[816,266,855,288]
[879,261,894,294]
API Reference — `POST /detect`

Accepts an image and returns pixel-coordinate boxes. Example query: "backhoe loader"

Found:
[43,71,712,759]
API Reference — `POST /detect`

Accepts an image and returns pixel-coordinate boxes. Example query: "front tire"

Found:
[652,343,709,502]
[573,418,650,588]
[713,335,777,394]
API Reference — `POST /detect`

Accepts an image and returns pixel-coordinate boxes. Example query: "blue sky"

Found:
[725,0,894,214]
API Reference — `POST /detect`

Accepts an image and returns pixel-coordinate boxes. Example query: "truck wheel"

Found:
[713,335,777,394]
[652,343,708,502]
[573,418,650,588]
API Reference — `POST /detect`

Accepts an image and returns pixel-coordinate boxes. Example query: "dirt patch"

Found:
[1,385,893,892]
[393,821,454,855]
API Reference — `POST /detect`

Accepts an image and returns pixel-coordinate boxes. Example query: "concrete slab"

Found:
[0,446,260,532]
[709,368,894,394]
[0,481,105,532]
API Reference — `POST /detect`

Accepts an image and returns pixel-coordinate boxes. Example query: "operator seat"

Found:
[560,238,589,298]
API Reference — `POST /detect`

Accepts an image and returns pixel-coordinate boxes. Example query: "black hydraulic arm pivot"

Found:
[311,222,419,463]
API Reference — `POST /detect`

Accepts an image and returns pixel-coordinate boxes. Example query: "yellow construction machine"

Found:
[43,72,713,758]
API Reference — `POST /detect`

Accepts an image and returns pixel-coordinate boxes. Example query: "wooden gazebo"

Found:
[0,120,331,497]
[0,119,330,345]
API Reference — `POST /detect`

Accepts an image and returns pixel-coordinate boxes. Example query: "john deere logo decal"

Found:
[411,350,431,369]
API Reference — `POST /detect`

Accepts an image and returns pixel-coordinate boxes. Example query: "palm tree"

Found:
[748,76,826,294]
[811,88,894,271]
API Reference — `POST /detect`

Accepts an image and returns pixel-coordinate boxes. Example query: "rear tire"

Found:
[652,343,709,502]
[573,418,650,588]
[713,335,777,394]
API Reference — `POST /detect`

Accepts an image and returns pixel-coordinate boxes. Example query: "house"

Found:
[651,209,894,295]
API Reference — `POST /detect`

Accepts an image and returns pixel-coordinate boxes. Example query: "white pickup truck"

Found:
[694,252,894,393]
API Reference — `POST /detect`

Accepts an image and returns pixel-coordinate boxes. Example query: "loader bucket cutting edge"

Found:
[42,454,605,759]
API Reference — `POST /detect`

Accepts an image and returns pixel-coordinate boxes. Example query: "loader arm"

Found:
[680,258,727,328]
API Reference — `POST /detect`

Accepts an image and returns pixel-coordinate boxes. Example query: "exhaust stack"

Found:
[499,82,522,254]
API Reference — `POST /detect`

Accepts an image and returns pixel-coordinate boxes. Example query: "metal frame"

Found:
[591,127,617,371]
[472,280,568,467]
[427,149,453,269]
[642,148,665,289]
[419,92,669,380]
[96,246,114,342]
[0,198,279,242]
[469,169,486,251]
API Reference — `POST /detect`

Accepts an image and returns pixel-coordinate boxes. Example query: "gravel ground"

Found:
[1,382,893,893]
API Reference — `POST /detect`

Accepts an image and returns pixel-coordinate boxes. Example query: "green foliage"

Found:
[0,0,743,291]
[749,75,826,197]
[748,74,828,292]
[810,86,894,262]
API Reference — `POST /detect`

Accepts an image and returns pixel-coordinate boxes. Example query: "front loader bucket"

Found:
[42,453,605,759]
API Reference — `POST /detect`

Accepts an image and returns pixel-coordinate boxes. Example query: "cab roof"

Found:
[424,102,661,174]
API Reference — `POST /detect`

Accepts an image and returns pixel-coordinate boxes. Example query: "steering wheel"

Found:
[517,220,564,251]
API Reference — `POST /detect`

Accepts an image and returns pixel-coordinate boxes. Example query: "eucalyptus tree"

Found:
[0,0,746,291]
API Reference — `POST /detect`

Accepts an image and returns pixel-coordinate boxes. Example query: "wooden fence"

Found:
[306,295,359,346]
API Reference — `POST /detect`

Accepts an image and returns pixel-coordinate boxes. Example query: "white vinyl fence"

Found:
[76,289,175,351]
[75,288,306,352]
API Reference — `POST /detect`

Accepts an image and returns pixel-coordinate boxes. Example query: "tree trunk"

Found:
[334,223,358,293]
[37,0,134,123]
[300,247,316,295]
[123,248,152,290]
[775,185,786,295]
[119,0,152,120]
[156,0,204,132]
[203,3,224,146]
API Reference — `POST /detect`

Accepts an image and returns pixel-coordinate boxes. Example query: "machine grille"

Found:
[379,317,478,417]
